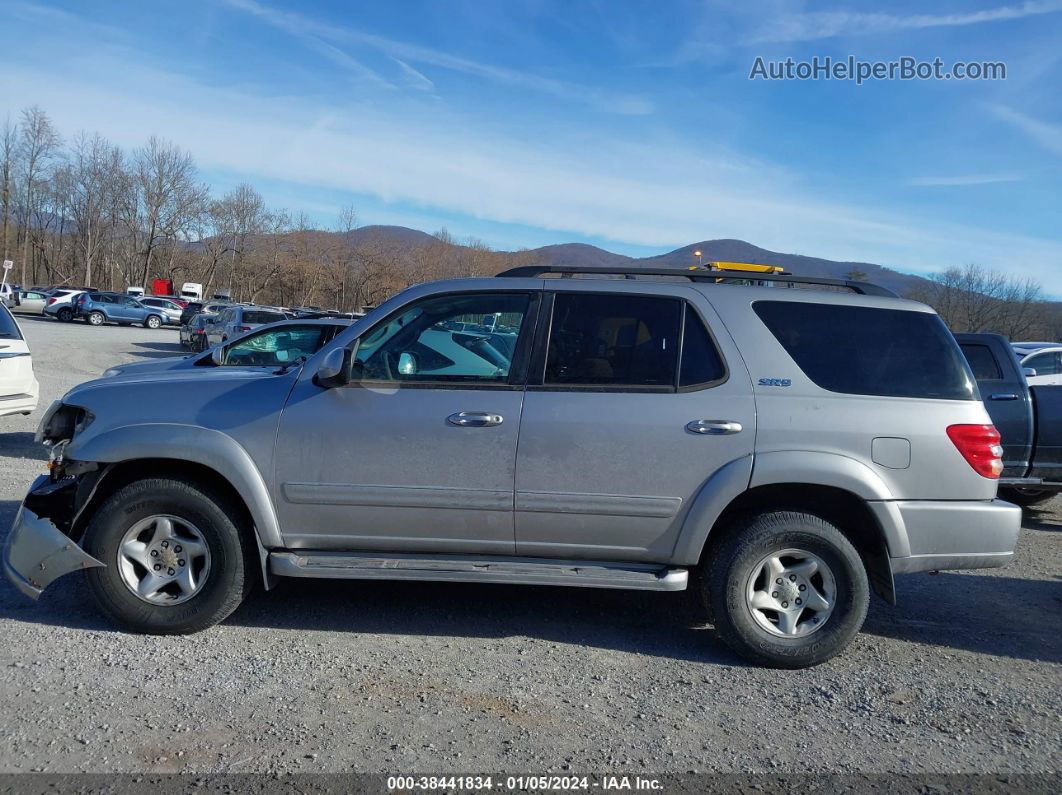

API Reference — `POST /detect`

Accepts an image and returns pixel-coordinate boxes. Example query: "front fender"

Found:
[68,423,283,548]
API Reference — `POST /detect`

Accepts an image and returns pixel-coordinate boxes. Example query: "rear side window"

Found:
[243,311,285,325]
[545,294,681,388]
[753,301,976,400]
[680,310,726,388]
[959,344,1003,381]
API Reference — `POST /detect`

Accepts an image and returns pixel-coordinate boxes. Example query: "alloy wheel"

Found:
[745,548,836,637]
[117,515,211,605]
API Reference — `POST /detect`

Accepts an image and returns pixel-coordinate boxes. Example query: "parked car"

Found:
[179,312,215,351]
[1011,341,1057,358]
[41,289,86,322]
[74,292,169,329]
[4,266,1020,669]
[204,305,287,347]
[179,301,230,327]
[12,289,48,315]
[958,333,1062,507]
[153,295,189,309]
[0,303,39,417]
[113,318,354,376]
[1019,346,1062,387]
[1,282,19,308]
[139,296,185,323]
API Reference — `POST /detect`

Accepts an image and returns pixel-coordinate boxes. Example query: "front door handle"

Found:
[686,419,743,435]
[989,393,1019,401]
[447,411,504,427]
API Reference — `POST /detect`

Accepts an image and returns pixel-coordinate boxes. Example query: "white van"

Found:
[180,282,203,301]
[126,286,145,298]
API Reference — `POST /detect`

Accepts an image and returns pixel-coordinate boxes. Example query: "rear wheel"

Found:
[1000,487,1058,508]
[88,311,105,326]
[703,511,869,668]
[144,314,162,329]
[82,477,255,634]
[57,307,73,322]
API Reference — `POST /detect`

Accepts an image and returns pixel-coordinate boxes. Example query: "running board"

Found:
[269,552,688,591]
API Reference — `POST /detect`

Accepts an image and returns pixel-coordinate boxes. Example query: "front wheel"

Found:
[88,311,105,326]
[703,511,869,669]
[82,477,256,634]
[144,314,162,329]
[999,487,1058,508]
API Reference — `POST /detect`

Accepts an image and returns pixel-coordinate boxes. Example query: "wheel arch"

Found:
[675,451,902,604]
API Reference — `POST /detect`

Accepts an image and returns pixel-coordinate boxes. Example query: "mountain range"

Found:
[345,225,935,296]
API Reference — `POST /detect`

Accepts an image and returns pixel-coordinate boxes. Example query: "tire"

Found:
[57,307,73,322]
[144,314,162,329]
[88,311,105,326]
[82,477,256,634]
[999,487,1058,508]
[703,511,869,669]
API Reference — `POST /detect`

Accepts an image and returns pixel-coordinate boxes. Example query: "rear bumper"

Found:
[887,498,1021,574]
[3,495,103,600]
[0,389,38,417]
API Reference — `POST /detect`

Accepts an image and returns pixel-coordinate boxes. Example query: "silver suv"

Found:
[2,266,1021,668]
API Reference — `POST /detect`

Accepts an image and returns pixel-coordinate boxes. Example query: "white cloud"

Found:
[2,50,1060,292]
[393,59,435,92]
[222,0,653,115]
[748,0,1062,43]
[987,104,1062,156]
[907,172,1025,186]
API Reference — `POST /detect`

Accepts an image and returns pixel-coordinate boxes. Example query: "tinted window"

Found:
[243,311,285,325]
[680,309,726,387]
[0,305,22,339]
[959,344,1003,381]
[545,294,680,388]
[1025,352,1060,375]
[354,293,529,384]
[753,301,976,400]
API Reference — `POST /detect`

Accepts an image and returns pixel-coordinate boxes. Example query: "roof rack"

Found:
[495,264,898,298]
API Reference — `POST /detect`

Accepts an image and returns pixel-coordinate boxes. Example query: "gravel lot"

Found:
[0,316,1059,776]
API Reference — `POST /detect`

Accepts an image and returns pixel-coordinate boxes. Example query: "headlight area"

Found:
[34,402,96,481]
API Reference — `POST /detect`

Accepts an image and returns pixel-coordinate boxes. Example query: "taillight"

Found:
[946,424,1003,479]
[237,325,251,332]
[47,297,57,305]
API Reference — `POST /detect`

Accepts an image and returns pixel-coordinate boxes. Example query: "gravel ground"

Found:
[0,316,1059,776]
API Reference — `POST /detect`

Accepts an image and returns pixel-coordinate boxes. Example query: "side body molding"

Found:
[68,423,283,548]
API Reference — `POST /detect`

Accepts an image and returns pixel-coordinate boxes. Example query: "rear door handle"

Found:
[989,393,1019,401]
[447,411,504,427]
[686,419,742,435]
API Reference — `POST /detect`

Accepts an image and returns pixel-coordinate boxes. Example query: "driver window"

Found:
[353,293,530,384]
[222,326,325,366]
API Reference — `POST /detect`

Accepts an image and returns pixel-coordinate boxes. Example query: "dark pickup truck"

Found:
[956,333,1062,507]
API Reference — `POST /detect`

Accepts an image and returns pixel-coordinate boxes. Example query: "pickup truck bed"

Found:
[956,332,1062,504]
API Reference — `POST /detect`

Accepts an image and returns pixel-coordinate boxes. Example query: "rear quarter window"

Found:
[753,301,976,400]
[244,311,286,325]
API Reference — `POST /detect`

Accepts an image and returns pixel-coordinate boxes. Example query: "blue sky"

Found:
[1,0,1060,293]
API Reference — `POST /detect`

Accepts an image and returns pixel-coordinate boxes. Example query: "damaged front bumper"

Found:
[2,475,104,599]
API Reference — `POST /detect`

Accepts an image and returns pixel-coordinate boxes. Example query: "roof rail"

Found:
[495,264,898,298]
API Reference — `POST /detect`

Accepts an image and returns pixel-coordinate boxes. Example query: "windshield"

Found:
[222,326,326,366]
[0,305,23,339]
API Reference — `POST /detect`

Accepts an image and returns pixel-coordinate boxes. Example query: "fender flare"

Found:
[68,423,283,549]
[672,450,909,565]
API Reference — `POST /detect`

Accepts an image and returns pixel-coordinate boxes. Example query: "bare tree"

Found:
[908,264,1045,338]
[0,116,17,262]
[16,106,61,284]
[128,137,206,288]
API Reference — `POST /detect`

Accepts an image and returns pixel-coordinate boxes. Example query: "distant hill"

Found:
[526,238,935,295]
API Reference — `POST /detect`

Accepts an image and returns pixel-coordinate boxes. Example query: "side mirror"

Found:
[1023,367,1037,378]
[211,346,226,366]
[397,352,418,375]
[315,347,351,388]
